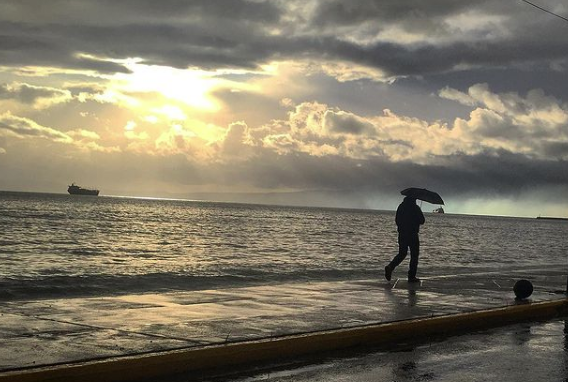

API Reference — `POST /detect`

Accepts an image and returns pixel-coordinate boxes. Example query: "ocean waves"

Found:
[0,269,377,301]
[1,192,567,301]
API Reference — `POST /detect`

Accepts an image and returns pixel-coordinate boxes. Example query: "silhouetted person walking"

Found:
[385,196,425,283]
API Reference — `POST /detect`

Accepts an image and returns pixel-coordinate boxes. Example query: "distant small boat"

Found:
[68,183,99,196]
[433,206,445,214]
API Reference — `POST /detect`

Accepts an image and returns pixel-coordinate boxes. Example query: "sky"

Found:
[1,0,568,217]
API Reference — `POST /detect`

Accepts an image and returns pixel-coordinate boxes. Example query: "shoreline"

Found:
[536,216,568,221]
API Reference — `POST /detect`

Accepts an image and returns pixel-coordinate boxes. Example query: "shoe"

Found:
[384,266,392,281]
[407,277,421,283]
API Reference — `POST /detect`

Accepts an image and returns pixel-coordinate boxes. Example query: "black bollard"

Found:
[514,280,533,300]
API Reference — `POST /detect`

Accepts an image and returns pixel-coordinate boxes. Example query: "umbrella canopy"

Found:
[401,187,444,205]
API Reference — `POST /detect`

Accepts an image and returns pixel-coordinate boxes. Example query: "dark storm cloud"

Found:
[310,0,479,26]
[0,0,280,72]
[69,147,553,208]
[1,0,567,77]
[2,0,280,24]
[0,23,132,73]
[539,141,568,159]
[210,149,568,199]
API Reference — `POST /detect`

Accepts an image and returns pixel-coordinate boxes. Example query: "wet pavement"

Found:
[219,318,568,382]
[0,265,566,374]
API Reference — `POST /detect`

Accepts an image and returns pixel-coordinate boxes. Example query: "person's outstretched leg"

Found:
[385,233,409,280]
[408,234,420,281]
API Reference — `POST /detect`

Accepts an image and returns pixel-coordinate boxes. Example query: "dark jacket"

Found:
[395,197,425,234]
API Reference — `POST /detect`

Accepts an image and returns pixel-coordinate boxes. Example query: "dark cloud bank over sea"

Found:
[2,145,566,212]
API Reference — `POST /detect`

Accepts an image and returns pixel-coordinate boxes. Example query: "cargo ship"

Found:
[68,183,99,196]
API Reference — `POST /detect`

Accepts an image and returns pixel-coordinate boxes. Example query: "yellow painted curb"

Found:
[1,299,567,382]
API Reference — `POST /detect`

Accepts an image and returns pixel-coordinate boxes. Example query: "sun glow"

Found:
[152,105,187,121]
[115,63,222,111]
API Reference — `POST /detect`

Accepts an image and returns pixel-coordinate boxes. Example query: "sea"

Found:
[1,191,567,301]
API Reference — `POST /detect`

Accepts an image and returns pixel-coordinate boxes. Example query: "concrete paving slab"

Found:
[0,267,566,373]
[0,313,90,338]
[1,329,196,370]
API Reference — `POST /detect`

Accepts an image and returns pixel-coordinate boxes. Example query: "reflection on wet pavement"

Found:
[221,319,568,382]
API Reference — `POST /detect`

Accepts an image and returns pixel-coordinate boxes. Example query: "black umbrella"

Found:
[401,187,444,205]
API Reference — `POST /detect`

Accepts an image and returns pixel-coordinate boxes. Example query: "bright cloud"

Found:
[67,129,100,140]
[252,84,568,162]
[0,112,72,143]
[0,82,72,109]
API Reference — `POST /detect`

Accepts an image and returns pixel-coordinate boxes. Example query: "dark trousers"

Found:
[388,231,420,279]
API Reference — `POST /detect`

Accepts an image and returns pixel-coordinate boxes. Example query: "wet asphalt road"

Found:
[208,318,568,382]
